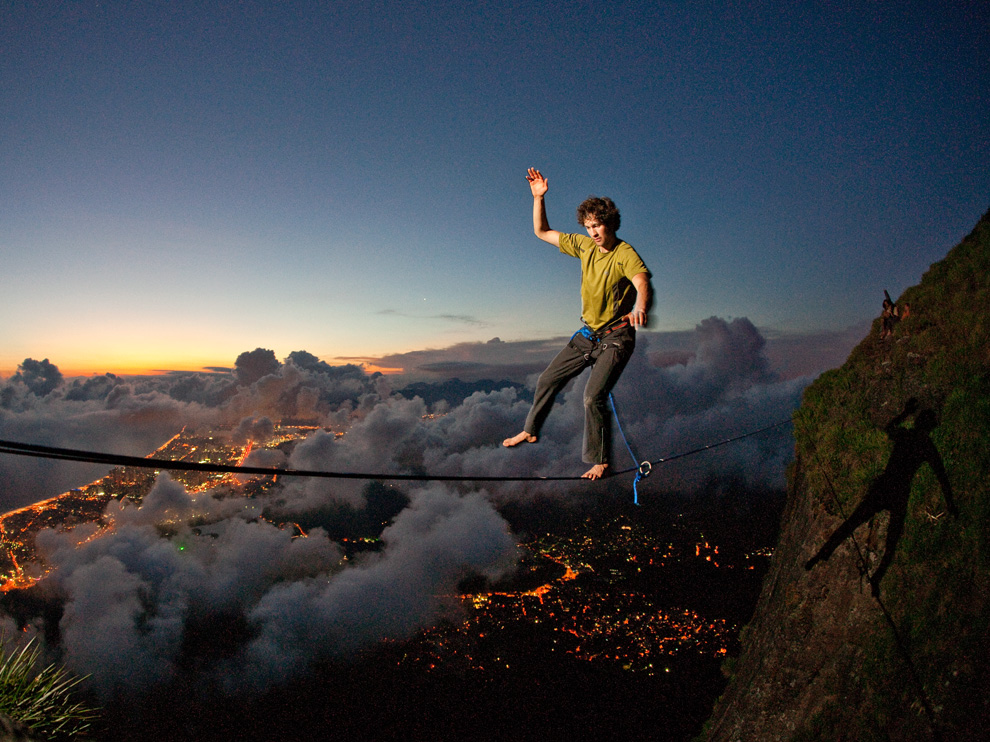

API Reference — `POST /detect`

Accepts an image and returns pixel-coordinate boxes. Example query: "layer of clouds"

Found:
[358,321,857,384]
[0,318,845,510]
[0,318,858,709]
[287,317,816,504]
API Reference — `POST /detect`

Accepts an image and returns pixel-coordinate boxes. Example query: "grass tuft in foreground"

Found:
[0,637,99,740]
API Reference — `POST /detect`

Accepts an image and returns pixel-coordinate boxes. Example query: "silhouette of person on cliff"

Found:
[805,398,957,596]
[879,290,900,341]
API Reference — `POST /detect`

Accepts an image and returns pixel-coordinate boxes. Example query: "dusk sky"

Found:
[2,1,987,377]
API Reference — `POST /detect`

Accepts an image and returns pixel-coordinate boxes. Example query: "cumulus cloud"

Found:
[281,395,432,509]
[232,484,516,690]
[106,472,194,527]
[232,415,276,445]
[241,446,287,470]
[0,319,826,512]
[10,358,63,397]
[233,348,280,387]
[62,372,123,402]
[35,488,342,697]
[31,473,514,699]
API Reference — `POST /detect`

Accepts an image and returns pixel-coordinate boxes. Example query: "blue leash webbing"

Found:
[608,392,651,505]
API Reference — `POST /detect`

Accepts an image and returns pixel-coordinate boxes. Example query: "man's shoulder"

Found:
[559,232,594,254]
[560,232,594,245]
[614,241,650,272]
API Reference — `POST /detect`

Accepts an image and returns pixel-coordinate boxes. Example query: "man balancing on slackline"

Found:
[503,167,652,480]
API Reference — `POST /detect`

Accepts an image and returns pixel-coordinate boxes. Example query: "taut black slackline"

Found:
[0,419,790,485]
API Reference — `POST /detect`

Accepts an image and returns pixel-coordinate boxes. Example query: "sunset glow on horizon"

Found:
[0,355,408,380]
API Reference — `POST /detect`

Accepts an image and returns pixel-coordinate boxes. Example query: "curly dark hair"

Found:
[576,196,620,233]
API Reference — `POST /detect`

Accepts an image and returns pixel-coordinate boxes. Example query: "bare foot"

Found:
[581,463,609,480]
[503,431,537,448]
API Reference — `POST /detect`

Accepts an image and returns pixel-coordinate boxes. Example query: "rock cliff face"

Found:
[706,210,990,741]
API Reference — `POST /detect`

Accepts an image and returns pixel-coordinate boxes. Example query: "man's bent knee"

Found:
[584,393,609,410]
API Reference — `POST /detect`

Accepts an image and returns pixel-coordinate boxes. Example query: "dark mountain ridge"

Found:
[706,209,990,740]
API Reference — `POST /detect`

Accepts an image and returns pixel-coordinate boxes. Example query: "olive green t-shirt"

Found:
[558,233,650,332]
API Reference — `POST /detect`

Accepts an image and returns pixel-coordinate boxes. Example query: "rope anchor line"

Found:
[607,392,791,504]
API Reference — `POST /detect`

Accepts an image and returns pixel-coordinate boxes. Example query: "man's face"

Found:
[583,216,613,248]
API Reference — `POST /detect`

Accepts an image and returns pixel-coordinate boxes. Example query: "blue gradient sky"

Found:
[2,1,987,375]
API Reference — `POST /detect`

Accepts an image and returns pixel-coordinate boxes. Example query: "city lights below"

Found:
[0,424,773,679]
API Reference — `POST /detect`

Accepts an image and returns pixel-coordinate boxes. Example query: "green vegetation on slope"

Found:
[793,209,990,739]
[706,209,990,742]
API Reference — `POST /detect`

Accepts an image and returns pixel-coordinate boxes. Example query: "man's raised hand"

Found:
[526,167,548,198]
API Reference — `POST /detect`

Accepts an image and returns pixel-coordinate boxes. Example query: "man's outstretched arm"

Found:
[527,167,561,247]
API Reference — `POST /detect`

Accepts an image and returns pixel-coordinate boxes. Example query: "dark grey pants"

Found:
[524,326,635,464]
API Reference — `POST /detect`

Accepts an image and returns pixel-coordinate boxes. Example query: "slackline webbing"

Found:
[0,439,575,482]
[0,419,791,487]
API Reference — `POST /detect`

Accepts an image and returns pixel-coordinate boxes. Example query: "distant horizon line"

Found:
[0,360,408,380]
[0,320,871,381]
